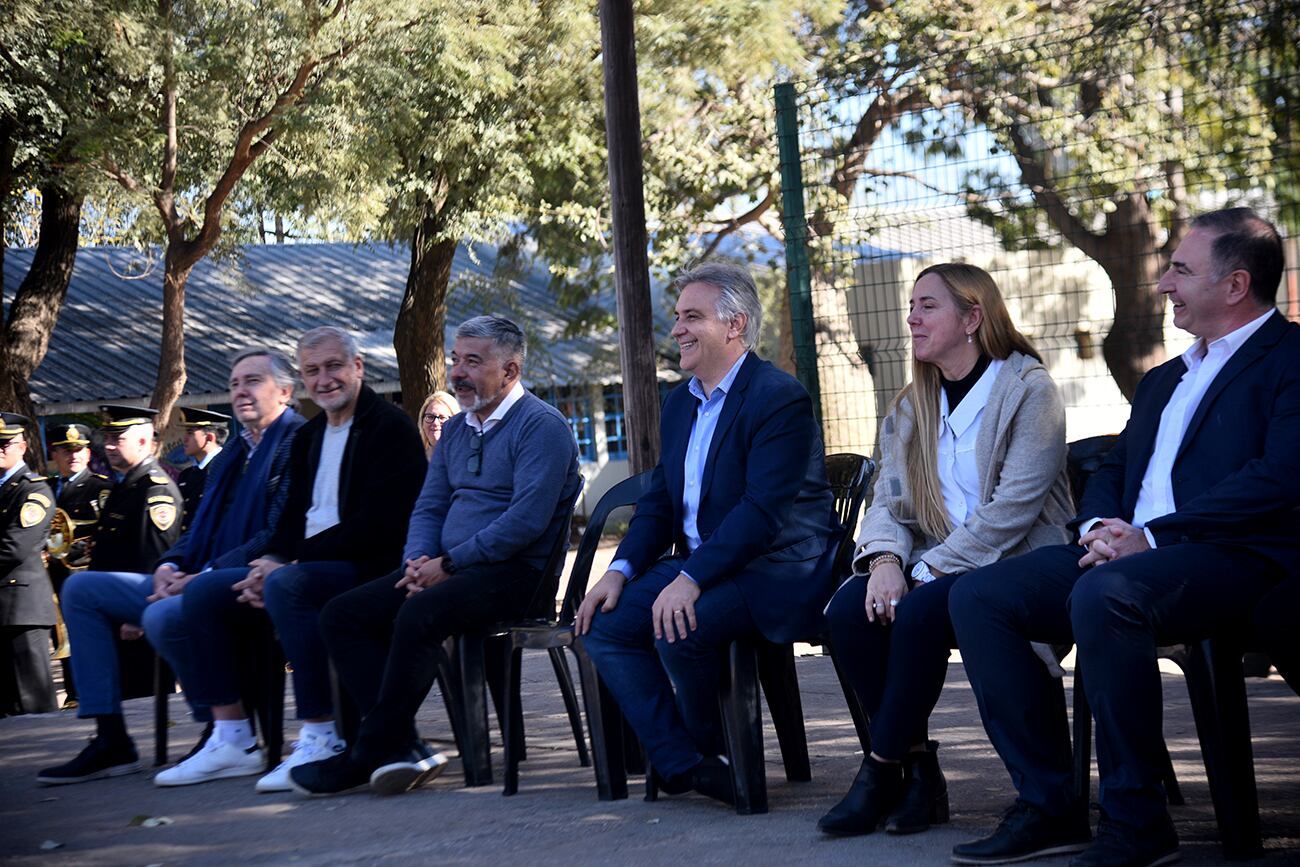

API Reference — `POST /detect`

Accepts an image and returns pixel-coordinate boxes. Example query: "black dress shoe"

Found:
[37,736,142,786]
[817,756,904,836]
[289,750,371,797]
[690,755,736,806]
[1069,815,1179,867]
[886,740,949,835]
[952,799,1091,864]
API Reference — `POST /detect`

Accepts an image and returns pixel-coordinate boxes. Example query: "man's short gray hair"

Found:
[671,262,764,349]
[297,326,360,360]
[230,347,297,390]
[455,315,527,365]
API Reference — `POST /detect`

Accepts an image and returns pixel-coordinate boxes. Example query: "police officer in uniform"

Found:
[47,424,112,588]
[45,423,112,705]
[176,408,228,533]
[0,412,58,717]
[34,406,183,784]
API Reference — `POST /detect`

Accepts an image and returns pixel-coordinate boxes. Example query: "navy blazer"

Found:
[1076,310,1300,571]
[614,353,836,643]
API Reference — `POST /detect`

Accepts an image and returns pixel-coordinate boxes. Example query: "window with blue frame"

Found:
[543,386,597,463]
[603,389,627,460]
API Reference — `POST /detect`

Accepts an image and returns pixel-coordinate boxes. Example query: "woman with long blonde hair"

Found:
[818,263,1072,838]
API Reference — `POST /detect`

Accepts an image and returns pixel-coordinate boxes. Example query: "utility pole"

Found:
[599,0,660,473]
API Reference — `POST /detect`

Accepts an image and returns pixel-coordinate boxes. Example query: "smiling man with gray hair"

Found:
[290,314,581,797]
[575,262,835,805]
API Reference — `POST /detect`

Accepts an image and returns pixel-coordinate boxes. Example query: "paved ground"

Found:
[1,651,1298,866]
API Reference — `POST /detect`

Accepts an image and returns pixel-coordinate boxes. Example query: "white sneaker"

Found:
[255,731,346,793]
[154,737,264,787]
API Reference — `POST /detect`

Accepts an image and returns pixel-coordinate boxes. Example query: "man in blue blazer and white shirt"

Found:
[576,262,835,803]
[948,207,1300,867]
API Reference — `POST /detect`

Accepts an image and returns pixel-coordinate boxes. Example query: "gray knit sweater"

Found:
[403,391,580,571]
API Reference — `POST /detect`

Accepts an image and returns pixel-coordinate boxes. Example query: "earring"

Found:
[966,332,973,344]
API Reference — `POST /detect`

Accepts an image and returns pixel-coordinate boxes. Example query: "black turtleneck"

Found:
[940,354,991,412]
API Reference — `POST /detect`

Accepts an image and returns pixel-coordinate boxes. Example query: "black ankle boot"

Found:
[886,740,949,834]
[817,755,904,836]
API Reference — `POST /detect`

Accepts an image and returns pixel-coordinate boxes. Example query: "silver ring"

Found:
[889,599,899,606]
[873,602,884,610]
[673,608,684,615]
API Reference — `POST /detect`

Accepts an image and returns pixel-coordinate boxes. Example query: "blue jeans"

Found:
[580,558,758,778]
[183,562,361,718]
[61,570,205,720]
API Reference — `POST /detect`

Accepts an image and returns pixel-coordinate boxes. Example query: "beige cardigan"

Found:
[852,351,1073,576]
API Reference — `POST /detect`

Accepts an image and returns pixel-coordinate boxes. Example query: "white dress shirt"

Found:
[914,359,1003,583]
[465,381,525,434]
[1082,307,1274,546]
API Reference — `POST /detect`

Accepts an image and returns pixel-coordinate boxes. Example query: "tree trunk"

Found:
[0,183,84,462]
[1098,194,1167,401]
[394,210,454,421]
[149,243,194,431]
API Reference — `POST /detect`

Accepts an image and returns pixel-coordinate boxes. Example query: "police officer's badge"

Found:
[148,502,177,531]
[98,489,110,511]
[20,498,47,528]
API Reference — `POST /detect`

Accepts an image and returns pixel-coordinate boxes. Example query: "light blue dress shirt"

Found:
[0,460,26,486]
[610,352,749,583]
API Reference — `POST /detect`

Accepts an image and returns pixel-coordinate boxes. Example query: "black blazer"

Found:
[89,457,183,574]
[0,467,56,626]
[1076,311,1300,571]
[266,384,426,578]
[614,353,836,643]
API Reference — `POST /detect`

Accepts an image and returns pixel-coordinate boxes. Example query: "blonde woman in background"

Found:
[818,263,1072,839]
[418,391,458,458]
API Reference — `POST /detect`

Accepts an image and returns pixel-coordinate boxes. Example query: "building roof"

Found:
[4,241,645,414]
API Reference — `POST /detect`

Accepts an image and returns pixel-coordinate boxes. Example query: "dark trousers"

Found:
[320,560,542,758]
[580,558,760,778]
[1255,574,1300,695]
[183,562,362,718]
[0,625,57,717]
[949,542,1279,828]
[825,570,962,760]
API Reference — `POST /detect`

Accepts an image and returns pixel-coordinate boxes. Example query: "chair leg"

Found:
[485,635,524,762]
[574,638,628,801]
[552,647,591,767]
[1182,640,1262,860]
[502,644,524,796]
[154,656,171,767]
[720,641,767,815]
[756,642,810,782]
[436,644,466,756]
[456,634,494,787]
[827,640,872,756]
[1071,662,1092,807]
[263,661,286,771]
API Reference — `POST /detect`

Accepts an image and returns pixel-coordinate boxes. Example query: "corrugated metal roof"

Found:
[5,241,655,413]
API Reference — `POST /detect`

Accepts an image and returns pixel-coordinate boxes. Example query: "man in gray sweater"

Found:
[290,315,581,797]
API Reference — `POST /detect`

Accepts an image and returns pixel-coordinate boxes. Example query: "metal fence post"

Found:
[774,82,823,428]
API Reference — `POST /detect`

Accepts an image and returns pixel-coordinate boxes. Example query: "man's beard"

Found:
[453,377,507,413]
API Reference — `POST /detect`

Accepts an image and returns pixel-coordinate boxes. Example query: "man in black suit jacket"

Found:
[948,208,1300,867]
[576,263,835,803]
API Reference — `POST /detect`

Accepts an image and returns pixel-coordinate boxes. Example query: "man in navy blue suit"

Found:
[948,208,1300,867]
[576,262,835,804]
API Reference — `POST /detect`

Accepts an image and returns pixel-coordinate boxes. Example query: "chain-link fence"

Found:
[778,1,1299,457]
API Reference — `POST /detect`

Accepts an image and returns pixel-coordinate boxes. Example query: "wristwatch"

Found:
[441,554,457,575]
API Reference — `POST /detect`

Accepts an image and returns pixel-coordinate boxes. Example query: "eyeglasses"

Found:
[422,413,451,425]
[466,430,483,475]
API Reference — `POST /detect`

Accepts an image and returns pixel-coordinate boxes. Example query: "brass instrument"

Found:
[48,507,96,570]
[47,507,97,661]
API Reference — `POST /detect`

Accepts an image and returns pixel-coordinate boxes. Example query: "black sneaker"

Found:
[952,799,1091,865]
[37,736,142,786]
[1069,815,1179,867]
[369,742,449,796]
[288,750,371,797]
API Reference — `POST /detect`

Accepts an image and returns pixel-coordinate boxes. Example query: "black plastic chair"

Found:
[500,471,653,795]
[706,453,875,814]
[438,482,586,787]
